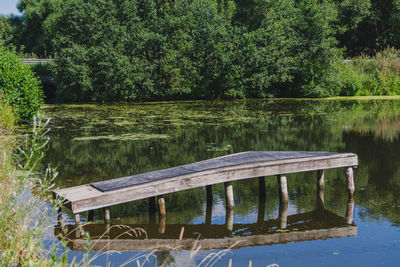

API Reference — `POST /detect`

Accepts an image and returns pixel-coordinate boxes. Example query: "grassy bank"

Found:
[334,48,400,96]
[0,99,60,266]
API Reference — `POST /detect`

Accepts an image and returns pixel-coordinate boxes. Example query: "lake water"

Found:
[43,98,400,266]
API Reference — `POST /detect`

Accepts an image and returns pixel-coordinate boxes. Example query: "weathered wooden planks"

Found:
[91,151,341,192]
[53,151,358,214]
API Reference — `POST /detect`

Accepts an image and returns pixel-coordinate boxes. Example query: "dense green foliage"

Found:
[3,0,400,100]
[46,0,340,101]
[0,45,44,120]
[333,48,400,96]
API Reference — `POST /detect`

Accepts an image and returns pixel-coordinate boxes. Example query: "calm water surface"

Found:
[43,98,400,266]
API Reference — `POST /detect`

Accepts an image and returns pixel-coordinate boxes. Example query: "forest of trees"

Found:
[1,0,400,101]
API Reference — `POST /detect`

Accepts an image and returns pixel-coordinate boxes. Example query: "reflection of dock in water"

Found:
[55,206,356,251]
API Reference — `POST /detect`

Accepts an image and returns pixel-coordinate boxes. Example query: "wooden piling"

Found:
[206,185,213,225]
[74,213,81,225]
[104,208,110,223]
[226,208,234,232]
[74,213,84,237]
[88,210,94,222]
[159,215,166,234]
[224,182,234,210]
[277,175,289,203]
[257,177,266,224]
[279,202,288,229]
[158,197,166,217]
[345,197,355,224]
[317,169,325,191]
[316,170,325,210]
[316,190,325,211]
[345,167,355,198]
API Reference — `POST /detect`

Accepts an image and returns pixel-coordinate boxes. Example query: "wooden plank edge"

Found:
[68,155,358,213]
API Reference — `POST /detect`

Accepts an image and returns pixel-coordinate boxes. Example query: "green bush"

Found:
[332,48,400,96]
[0,98,15,133]
[47,0,340,101]
[0,45,44,120]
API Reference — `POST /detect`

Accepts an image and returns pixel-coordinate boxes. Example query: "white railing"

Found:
[21,58,54,64]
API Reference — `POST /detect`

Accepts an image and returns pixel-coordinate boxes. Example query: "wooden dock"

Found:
[55,208,357,251]
[53,151,358,224]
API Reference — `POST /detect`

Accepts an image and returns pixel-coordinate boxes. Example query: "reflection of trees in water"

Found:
[45,99,400,225]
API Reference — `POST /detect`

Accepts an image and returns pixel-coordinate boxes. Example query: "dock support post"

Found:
[74,213,81,225]
[206,185,213,225]
[159,215,166,234]
[279,202,288,229]
[257,177,266,224]
[226,208,234,232]
[345,167,355,198]
[149,197,157,224]
[317,169,325,191]
[345,197,355,224]
[88,210,94,222]
[74,213,84,237]
[158,197,166,217]
[224,182,234,210]
[104,208,110,224]
[316,170,325,210]
[277,175,289,203]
